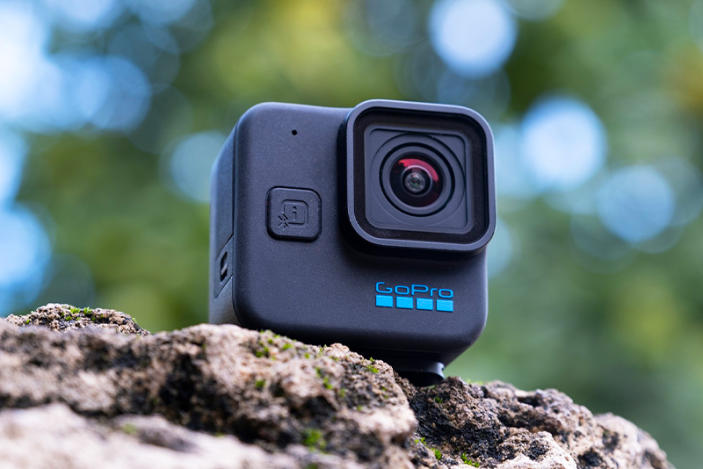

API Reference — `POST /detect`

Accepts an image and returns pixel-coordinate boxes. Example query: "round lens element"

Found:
[389,157,443,208]
[403,167,430,194]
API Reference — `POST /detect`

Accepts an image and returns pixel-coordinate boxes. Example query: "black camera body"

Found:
[209,100,495,384]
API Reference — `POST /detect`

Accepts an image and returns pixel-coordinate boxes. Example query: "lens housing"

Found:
[344,99,495,253]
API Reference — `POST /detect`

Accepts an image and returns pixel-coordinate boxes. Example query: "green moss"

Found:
[282,343,292,350]
[24,318,30,325]
[356,405,362,411]
[82,307,93,315]
[267,338,274,345]
[461,453,479,467]
[302,428,326,451]
[322,376,333,390]
[255,345,270,358]
[432,448,442,460]
[304,352,311,359]
[338,388,347,398]
[121,423,137,435]
[434,396,443,404]
[364,357,379,373]
[304,464,319,469]
[255,379,266,389]
[69,307,79,315]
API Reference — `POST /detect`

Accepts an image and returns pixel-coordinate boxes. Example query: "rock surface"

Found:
[0,304,671,469]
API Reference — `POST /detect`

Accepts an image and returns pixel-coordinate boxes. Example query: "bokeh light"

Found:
[520,96,607,192]
[0,130,27,206]
[0,207,51,313]
[493,124,539,200]
[108,24,181,91]
[168,131,226,203]
[487,218,514,277]
[125,0,198,26]
[0,1,152,133]
[656,157,703,227]
[74,56,152,131]
[429,0,517,78]
[0,2,51,122]
[43,0,122,32]
[596,166,675,244]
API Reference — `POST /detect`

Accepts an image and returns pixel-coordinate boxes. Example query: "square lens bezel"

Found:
[344,100,495,252]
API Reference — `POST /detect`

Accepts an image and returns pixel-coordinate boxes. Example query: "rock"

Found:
[401,379,670,469]
[0,404,316,469]
[0,304,671,469]
[5,303,147,336]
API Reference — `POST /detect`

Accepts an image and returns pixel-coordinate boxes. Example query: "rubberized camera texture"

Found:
[351,107,491,245]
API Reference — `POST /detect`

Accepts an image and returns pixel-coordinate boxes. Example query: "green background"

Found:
[4,1,703,466]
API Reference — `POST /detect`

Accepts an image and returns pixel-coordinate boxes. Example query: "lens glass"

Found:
[389,157,443,207]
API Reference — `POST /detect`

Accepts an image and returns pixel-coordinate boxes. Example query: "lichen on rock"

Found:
[0,304,671,468]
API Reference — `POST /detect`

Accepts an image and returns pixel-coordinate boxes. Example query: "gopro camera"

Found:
[209,100,495,384]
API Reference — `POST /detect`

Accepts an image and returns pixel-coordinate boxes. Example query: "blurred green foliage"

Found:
[9,0,703,466]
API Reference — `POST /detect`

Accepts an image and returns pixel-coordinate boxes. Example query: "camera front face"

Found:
[345,100,495,252]
[210,100,495,384]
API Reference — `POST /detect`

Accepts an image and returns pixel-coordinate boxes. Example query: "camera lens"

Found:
[403,167,430,194]
[389,156,444,208]
[378,140,455,217]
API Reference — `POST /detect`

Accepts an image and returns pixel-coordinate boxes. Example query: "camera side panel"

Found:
[209,130,237,325]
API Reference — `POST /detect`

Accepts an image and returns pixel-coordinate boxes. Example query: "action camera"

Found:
[209,99,495,384]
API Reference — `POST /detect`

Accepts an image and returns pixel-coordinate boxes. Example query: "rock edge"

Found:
[0,304,671,469]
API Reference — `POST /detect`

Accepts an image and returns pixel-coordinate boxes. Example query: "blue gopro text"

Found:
[374,282,454,312]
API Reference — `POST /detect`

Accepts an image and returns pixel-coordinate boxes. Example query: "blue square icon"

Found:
[375,295,393,307]
[416,298,433,310]
[396,296,413,309]
[436,299,454,312]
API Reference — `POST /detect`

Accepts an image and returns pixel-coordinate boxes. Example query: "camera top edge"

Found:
[345,98,495,140]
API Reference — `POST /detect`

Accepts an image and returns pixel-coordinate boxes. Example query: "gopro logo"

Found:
[374,282,454,312]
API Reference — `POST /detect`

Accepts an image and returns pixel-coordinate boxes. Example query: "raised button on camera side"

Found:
[267,187,321,241]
